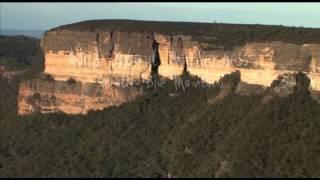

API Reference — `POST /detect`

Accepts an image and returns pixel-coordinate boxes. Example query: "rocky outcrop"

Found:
[187,42,320,90]
[18,75,142,115]
[17,20,320,115]
[262,72,312,103]
[42,30,154,83]
[235,81,266,96]
[207,71,314,105]
[270,73,298,97]
[41,29,320,89]
[208,71,241,104]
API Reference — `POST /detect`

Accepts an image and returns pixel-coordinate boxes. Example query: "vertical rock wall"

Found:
[17,28,320,115]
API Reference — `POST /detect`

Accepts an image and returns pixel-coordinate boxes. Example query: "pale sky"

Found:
[1,2,320,30]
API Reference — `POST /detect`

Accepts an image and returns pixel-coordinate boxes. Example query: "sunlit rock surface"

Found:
[18,77,142,115]
[17,21,320,115]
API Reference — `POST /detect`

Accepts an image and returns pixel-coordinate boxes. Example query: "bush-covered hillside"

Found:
[50,19,320,50]
[0,35,44,72]
[1,72,320,177]
[0,35,44,117]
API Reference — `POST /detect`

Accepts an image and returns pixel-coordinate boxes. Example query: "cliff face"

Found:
[187,42,320,90]
[17,20,320,115]
[18,76,142,115]
[42,30,320,88]
[42,30,153,83]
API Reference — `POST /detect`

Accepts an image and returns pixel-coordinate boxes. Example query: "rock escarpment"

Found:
[42,31,154,83]
[18,20,320,115]
[42,26,320,89]
[18,75,142,115]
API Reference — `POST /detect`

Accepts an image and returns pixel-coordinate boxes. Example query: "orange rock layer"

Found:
[17,30,320,115]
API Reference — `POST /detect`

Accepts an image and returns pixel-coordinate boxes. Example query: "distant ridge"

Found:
[0,29,44,39]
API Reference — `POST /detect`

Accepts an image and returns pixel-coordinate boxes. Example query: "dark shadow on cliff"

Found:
[151,39,161,81]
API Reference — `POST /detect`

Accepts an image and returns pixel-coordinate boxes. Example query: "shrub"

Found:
[41,73,55,82]
[67,77,77,85]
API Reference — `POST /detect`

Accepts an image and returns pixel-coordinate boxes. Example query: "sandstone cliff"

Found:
[17,20,320,115]
[18,74,142,115]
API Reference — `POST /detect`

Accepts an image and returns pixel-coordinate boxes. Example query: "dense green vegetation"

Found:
[50,19,320,50]
[0,35,44,118]
[0,35,44,72]
[0,76,19,118]
[1,71,320,177]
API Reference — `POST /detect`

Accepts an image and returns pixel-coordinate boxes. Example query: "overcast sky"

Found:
[1,3,320,30]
